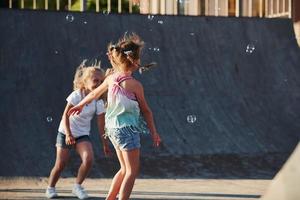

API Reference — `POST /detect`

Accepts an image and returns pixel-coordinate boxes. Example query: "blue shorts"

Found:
[106,126,141,151]
[56,132,91,149]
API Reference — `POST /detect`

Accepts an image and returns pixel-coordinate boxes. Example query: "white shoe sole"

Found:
[45,193,58,199]
[72,190,88,199]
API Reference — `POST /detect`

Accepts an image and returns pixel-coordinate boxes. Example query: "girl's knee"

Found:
[119,168,126,176]
[54,161,67,172]
[126,163,140,176]
[82,154,94,166]
[125,168,139,178]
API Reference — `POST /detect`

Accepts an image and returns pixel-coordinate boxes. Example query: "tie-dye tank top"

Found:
[105,73,140,129]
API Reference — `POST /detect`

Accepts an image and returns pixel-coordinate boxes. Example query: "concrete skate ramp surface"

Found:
[0,9,299,177]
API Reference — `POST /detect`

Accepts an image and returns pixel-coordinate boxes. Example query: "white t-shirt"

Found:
[58,90,105,138]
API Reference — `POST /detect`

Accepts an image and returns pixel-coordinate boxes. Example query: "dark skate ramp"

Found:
[0,9,299,177]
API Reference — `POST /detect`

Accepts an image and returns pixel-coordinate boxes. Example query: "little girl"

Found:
[68,33,162,200]
[46,61,111,199]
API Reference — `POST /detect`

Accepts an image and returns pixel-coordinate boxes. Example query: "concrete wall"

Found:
[0,9,299,177]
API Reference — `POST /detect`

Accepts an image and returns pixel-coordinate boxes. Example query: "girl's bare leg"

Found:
[118,149,140,200]
[48,147,70,187]
[106,148,126,200]
[75,141,94,184]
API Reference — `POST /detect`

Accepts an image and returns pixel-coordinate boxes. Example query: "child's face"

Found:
[85,71,104,92]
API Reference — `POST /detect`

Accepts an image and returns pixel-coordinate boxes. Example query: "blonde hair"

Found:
[73,59,105,91]
[107,33,145,69]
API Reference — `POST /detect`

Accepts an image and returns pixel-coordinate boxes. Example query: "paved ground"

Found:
[0,177,269,200]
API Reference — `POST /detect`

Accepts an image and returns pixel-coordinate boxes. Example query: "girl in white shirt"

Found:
[46,62,111,199]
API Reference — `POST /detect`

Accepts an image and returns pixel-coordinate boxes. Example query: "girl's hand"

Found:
[103,143,113,157]
[151,132,162,148]
[65,134,75,145]
[68,104,84,116]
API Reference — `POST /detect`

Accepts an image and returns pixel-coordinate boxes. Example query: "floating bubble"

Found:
[247,44,255,49]
[65,14,74,22]
[148,47,160,53]
[246,43,255,54]
[54,50,59,54]
[153,47,160,52]
[46,116,53,123]
[190,32,195,36]
[148,15,154,21]
[103,10,110,15]
[83,21,87,24]
[158,20,164,24]
[187,115,197,123]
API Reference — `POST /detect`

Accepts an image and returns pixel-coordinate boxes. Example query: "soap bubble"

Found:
[153,47,160,52]
[187,115,196,123]
[103,10,110,15]
[46,116,53,123]
[246,43,255,54]
[65,14,74,22]
[148,15,154,21]
[148,47,160,53]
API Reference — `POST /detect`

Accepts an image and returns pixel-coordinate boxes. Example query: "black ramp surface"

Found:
[0,9,299,177]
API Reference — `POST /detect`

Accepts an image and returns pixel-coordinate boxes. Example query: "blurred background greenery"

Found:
[0,0,140,13]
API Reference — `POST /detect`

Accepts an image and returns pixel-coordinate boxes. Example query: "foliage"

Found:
[4,0,140,13]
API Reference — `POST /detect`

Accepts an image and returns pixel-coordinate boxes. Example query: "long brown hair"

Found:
[107,33,145,70]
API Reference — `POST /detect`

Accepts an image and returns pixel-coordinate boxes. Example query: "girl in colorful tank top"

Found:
[68,33,161,200]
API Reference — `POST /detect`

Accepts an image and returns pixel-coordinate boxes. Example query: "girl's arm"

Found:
[134,81,161,147]
[68,78,109,116]
[96,113,112,156]
[62,103,75,145]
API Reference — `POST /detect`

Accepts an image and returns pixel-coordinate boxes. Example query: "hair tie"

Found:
[123,50,133,56]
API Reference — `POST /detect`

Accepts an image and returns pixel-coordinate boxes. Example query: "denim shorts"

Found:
[56,132,91,149]
[106,126,141,151]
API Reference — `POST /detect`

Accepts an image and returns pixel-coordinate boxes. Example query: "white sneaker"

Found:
[45,187,58,199]
[72,184,89,199]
